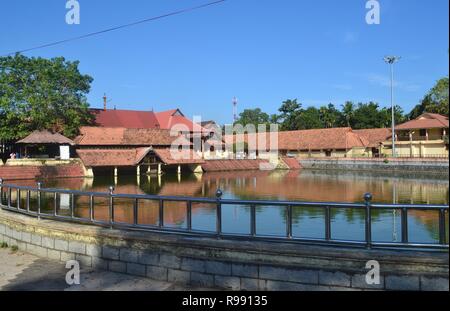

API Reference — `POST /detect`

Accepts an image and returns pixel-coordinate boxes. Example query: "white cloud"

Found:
[362,73,421,92]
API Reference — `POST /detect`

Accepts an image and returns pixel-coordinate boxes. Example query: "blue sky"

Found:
[1,0,448,124]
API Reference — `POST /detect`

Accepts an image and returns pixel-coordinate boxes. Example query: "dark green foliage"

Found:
[0,54,94,140]
[409,77,449,119]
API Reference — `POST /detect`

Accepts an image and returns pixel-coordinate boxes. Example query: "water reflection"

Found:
[5,169,449,244]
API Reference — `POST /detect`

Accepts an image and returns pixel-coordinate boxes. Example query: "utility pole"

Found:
[103,93,107,111]
[384,56,401,158]
[233,97,238,123]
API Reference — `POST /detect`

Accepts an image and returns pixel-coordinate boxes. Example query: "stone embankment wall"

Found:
[0,209,448,291]
[0,159,86,181]
[300,158,449,174]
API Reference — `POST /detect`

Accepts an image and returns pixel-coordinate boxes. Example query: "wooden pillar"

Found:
[409,131,413,157]
[177,165,181,175]
[85,167,94,178]
[158,164,162,175]
[114,167,118,177]
[137,165,141,176]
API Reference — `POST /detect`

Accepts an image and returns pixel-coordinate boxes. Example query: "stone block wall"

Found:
[0,160,86,181]
[0,209,448,291]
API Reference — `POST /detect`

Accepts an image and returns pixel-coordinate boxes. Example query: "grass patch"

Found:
[0,242,8,248]
[11,245,19,252]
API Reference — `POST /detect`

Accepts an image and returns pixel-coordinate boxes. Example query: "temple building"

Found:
[383,113,449,158]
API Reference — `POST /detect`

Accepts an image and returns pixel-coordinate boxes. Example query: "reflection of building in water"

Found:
[408,210,446,241]
[68,182,201,226]
[201,170,448,205]
[2,170,447,241]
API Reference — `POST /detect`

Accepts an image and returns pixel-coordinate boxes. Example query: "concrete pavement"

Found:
[0,248,213,291]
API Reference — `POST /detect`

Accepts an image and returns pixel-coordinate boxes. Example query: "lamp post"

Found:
[384,56,401,158]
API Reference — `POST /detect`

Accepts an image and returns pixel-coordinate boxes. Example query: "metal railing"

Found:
[0,179,448,252]
[396,136,446,142]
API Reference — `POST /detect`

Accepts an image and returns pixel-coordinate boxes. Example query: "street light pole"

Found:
[384,56,401,158]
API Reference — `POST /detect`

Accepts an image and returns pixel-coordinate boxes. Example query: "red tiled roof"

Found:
[17,130,75,145]
[225,128,369,151]
[153,148,205,165]
[155,109,207,134]
[77,147,151,167]
[353,128,392,148]
[75,127,190,146]
[396,113,449,130]
[91,109,160,129]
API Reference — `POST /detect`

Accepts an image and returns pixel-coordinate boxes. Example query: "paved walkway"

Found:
[0,248,212,291]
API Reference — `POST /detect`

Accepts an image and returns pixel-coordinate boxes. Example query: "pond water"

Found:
[6,169,449,244]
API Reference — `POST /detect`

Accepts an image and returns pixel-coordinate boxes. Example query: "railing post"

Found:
[325,206,331,241]
[216,189,223,237]
[37,182,42,219]
[109,186,115,228]
[364,193,373,249]
[439,209,447,245]
[17,189,20,210]
[70,193,75,219]
[0,178,3,207]
[250,205,257,237]
[187,201,192,231]
[401,207,409,244]
[7,187,11,208]
[134,198,139,226]
[286,205,293,239]
[89,195,94,221]
[26,190,30,213]
[159,199,164,228]
[53,192,58,216]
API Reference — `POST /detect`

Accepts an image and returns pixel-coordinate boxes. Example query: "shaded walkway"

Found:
[0,248,214,291]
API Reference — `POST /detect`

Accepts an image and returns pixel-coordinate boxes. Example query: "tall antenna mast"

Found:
[103,93,107,111]
[233,97,238,123]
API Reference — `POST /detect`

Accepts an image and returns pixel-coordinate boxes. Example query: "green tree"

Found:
[352,102,385,129]
[408,103,426,120]
[379,105,406,128]
[0,54,94,140]
[295,107,324,130]
[278,99,302,131]
[342,101,355,127]
[319,103,344,128]
[410,77,449,119]
[234,108,270,129]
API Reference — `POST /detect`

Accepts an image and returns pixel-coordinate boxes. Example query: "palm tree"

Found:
[342,101,354,127]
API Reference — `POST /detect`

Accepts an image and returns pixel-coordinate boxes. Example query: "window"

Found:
[419,129,427,137]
